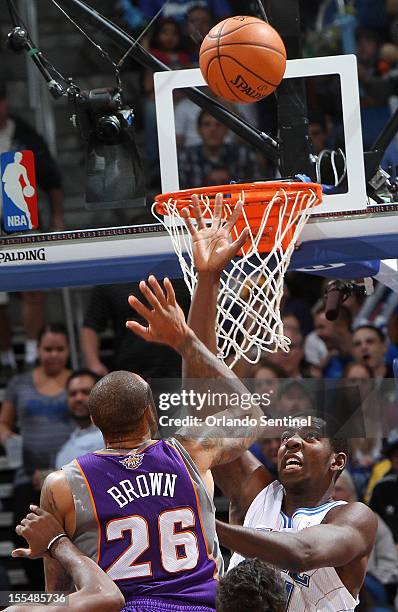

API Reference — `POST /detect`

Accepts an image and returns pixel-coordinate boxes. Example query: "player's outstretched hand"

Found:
[12,505,66,559]
[181,192,249,275]
[127,276,190,350]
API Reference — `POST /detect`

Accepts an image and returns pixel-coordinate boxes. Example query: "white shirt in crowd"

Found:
[55,424,104,469]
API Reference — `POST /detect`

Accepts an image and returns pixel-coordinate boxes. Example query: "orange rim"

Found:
[154,181,323,216]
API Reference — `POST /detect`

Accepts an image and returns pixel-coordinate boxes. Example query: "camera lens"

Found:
[97,115,121,142]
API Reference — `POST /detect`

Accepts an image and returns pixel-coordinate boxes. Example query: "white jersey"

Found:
[229,481,359,611]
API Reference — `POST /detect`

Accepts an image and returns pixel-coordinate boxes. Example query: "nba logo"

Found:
[1,150,39,232]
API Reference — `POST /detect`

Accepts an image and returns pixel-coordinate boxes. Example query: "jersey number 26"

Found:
[106,508,199,580]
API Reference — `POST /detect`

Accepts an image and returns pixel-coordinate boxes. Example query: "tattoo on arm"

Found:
[53,572,74,593]
[177,433,258,470]
[200,436,252,465]
[44,556,74,594]
[180,333,237,382]
[48,489,58,514]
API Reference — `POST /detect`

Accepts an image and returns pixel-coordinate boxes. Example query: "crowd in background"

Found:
[2,0,398,610]
[113,0,398,192]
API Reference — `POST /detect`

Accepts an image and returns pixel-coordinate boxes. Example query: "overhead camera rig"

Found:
[7,26,133,146]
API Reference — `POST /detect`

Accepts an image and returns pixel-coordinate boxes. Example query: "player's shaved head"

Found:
[89,370,155,439]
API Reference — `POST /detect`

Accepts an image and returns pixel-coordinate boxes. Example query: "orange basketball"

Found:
[199,16,286,104]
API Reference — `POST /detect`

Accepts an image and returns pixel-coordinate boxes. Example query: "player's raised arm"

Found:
[216,502,377,578]
[181,193,249,362]
[178,194,272,510]
[127,272,263,472]
[7,506,124,612]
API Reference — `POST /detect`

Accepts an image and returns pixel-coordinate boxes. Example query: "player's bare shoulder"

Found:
[42,469,71,499]
[323,501,378,553]
[41,469,75,529]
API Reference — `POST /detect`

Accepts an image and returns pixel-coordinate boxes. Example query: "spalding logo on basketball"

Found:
[199,16,286,104]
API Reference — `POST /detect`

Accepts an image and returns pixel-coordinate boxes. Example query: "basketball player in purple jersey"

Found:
[39,198,262,612]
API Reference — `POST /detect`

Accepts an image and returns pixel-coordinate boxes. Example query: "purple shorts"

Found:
[122,599,215,612]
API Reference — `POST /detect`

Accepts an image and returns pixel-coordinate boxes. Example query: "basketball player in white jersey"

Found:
[182,195,378,611]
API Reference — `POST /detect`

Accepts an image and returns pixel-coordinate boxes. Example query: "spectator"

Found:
[274,380,314,418]
[312,1,388,52]
[118,0,146,35]
[343,361,382,464]
[308,111,330,155]
[216,558,287,612]
[250,437,280,480]
[143,18,190,181]
[352,326,398,434]
[282,316,321,378]
[249,358,285,478]
[364,454,392,504]
[175,91,259,149]
[281,313,300,336]
[145,17,190,69]
[356,26,398,166]
[55,369,103,469]
[205,165,232,186]
[178,110,263,188]
[333,469,358,503]
[334,470,398,608]
[138,0,230,24]
[184,5,215,64]
[251,357,287,396]
[0,323,72,588]
[80,281,190,381]
[0,84,64,377]
[385,311,398,368]
[268,326,307,379]
[352,324,392,378]
[175,95,206,148]
[369,429,398,545]
[304,305,353,378]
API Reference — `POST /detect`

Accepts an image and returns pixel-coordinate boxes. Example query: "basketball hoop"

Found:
[153,181,323,368]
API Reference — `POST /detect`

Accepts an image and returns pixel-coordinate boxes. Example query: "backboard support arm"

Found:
[265,0,315,178]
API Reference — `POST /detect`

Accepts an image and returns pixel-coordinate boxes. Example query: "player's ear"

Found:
[330,452,347,474]
[145,399,158,438]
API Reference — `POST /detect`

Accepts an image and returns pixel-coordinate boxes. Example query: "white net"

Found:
[153,182,321,368]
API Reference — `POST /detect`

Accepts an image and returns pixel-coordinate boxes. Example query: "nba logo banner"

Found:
[1,150,39,232]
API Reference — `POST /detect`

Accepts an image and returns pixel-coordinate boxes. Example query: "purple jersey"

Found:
[63,439,220,608]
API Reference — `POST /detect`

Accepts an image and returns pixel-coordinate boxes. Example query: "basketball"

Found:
[199,16,286,104]
[23,185,35,197]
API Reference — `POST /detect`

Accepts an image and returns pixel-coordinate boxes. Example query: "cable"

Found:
[49,0,121,89]
[316,147,347,187]
[6,0,25,28]
[332,148,347,187]
[255,0,269,23]
[6,0,81,94]
[117,0,171,70]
